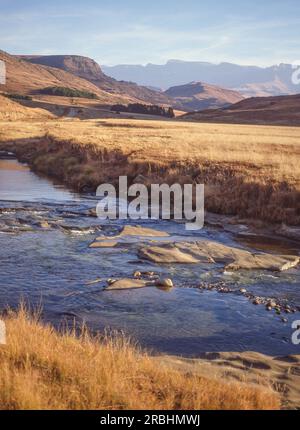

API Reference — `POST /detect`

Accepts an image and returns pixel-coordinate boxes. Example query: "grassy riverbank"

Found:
[0,117,300,224]
[0,308,279,410]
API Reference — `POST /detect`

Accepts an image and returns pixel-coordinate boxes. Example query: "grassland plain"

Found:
[0,116,299,224]
[0,308,280,410]
[1,110,300,410]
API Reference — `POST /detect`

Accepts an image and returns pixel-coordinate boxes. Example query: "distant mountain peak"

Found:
[165,81,244,111]
[102,60,300,97]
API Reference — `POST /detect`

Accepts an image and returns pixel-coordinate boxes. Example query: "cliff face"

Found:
[1,50,134,105]
[17,54,175,106]
[18,55,108,83]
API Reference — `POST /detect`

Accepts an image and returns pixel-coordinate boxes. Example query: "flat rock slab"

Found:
[105,278,154,291]
[119,225,170,237]
[96,225,170,241]
[89,240,118,248]
[158,352,300,409]
[139,240,300,272]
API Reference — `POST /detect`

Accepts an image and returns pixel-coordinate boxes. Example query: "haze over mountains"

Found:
[103,60,300,97]
[1,48,300,124]
[20,55,244,111]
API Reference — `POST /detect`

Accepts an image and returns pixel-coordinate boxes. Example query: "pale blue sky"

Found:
[0,0,299,66]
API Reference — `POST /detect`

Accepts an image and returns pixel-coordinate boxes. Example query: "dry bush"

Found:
[0,307,279,410]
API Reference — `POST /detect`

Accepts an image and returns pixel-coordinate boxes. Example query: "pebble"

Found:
[143,271,156,277]
[155,278,174,288]
[39,221,50,229]
[133,271,142,278]
[107,279,117,286]
[192,282,298,319]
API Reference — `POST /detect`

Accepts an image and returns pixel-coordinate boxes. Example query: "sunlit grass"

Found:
[0,307,280,410]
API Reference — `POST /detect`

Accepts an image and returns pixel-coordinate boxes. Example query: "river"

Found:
[0,156,300,356]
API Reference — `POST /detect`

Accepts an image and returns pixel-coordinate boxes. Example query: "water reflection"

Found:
[0,159,79,202]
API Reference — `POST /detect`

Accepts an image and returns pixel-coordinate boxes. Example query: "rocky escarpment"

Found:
[18,54,175,106]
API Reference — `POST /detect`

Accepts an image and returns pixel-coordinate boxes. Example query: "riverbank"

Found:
[0,307,281,410]
[0,128,300,410]
[0,118,300,225]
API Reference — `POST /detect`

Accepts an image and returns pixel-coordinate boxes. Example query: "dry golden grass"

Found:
[0,117,299,223]
[0,95,53,121]
[0,307,280,410]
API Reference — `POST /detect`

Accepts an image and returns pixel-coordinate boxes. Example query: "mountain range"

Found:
[0,50,245,111]
[103,60,300,97]
[1,49,300,123]
[16,54,174,106]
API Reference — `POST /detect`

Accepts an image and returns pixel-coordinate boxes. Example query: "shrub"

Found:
[4,93,32,101]
[39,86,98,99]
[111,103,175,118]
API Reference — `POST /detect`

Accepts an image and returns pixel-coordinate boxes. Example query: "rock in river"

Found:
[104,278,153,291]
[90,240,118,248]
[138,240,300,272]
[155,278,174,289]
[103,225,170,239]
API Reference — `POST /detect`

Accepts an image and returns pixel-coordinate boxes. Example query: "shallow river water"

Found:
[0,158,300,356]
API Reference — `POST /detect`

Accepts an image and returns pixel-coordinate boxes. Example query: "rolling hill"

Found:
[2,51,248,112]
[0,94,53,120]
[0,50,135,105]
[16,54,174,106]
[165,81,244,111]
[181,93,300,126]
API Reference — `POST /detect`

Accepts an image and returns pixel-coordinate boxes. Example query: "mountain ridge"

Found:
[165,81,244,111]
[103,60,300,97]
[16,54,174,106]
[0,50,134,105]
[181,93,300,126]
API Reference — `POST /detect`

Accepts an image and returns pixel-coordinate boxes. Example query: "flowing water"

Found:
[0,157,300,356]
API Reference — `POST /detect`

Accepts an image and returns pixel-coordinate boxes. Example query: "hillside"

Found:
[103,60,299,97]
[181,93,300,126]
[0,50,137,106]
[0,94,53,120]
[17,54,174,106]
[165,81,244,111]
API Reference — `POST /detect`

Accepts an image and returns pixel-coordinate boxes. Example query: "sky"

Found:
[0,0,300,66]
